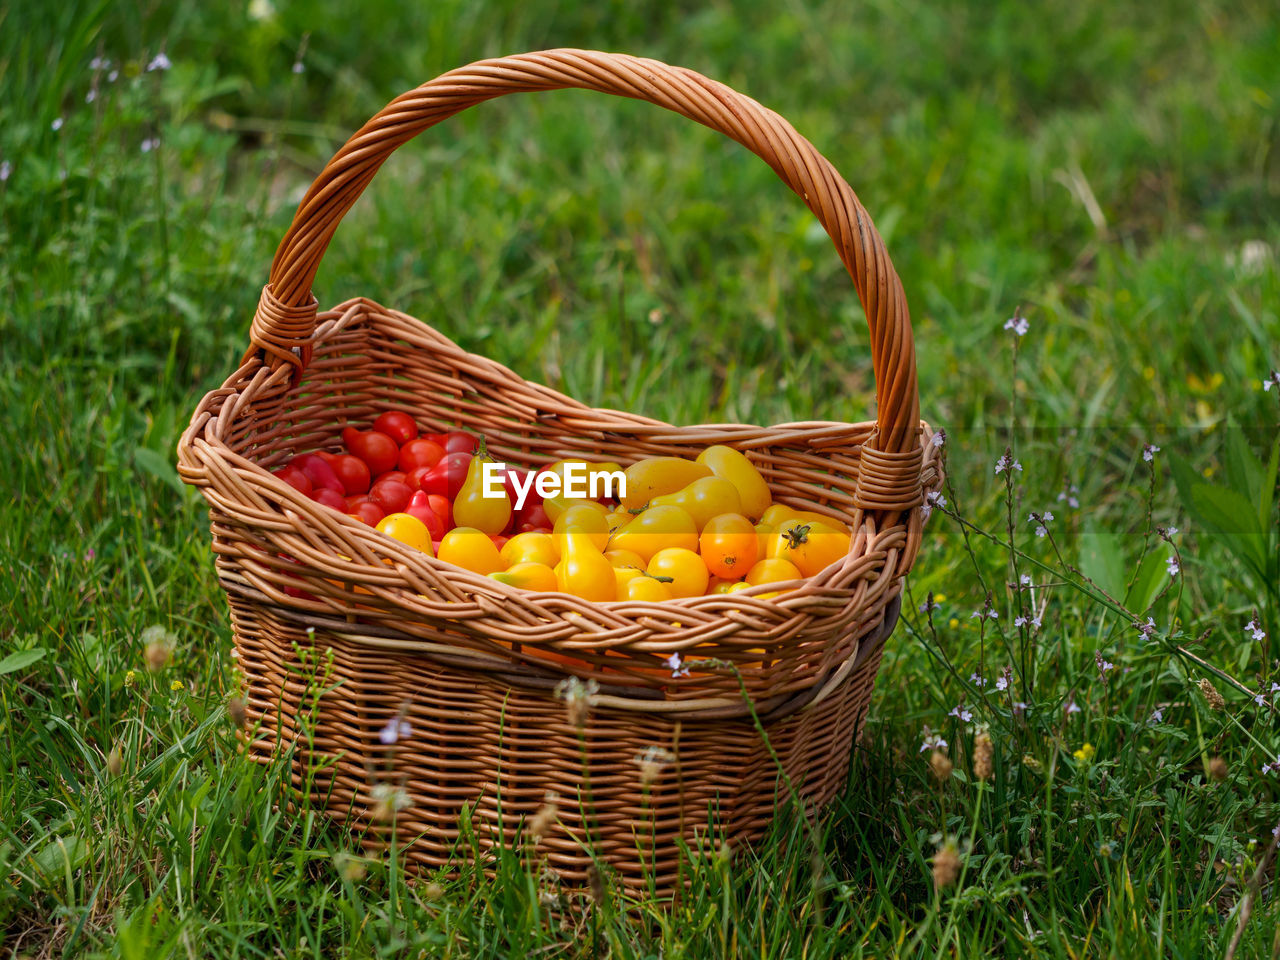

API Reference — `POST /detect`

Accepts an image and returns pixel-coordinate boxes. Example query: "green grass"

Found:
[2,0,1279,955]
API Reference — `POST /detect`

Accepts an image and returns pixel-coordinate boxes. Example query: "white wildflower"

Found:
[1148,707,1164,724]
[0,161,10,182]
[1003,316,1029,336]
[665,652,690,678]
[995,452,1023,475]
[1143,443,1160,462]
[948,705,973,723]
[379,717,412,745]
[970,672,987,688]
[920,732,948,752]
[1263,371,1280,392]
[931,430,946,448]
[147,52,172,72]
[51,117,64,131]
[1166,556,1179,577]
[1246,618,1267,643]
[1066,700,1082,715]
[85,89,97,103]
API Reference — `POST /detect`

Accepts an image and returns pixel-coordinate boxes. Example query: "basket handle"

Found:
[249,49,923,510]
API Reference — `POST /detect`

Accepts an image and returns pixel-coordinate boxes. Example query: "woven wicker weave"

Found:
[177,49,943,894]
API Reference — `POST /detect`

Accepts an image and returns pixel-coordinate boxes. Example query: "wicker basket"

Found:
[177,49,943,894]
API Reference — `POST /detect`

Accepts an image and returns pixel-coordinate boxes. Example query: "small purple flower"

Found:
[1003,316,1029,336]
[108,69,118,82]
[141,138,159,153]
[1255,693,1266,707]
[995,452,1023,475]
[970,672,987,689]
[1012,701,1028,715]
[90,56,111,70]
[1057,486,1080,509]
[1019,574,1032,590]
[665,652,690,678]
[1246,618,1267,644]
[1148,707,1164,724]
[378,717,411,745]
[1273,822,1280,841]
[920,732,948,752]
[1095,652,1114,677]
[292,61,305,74]
[51,117,64,131]
[147,52,172,72]
[948,705,973,723]
[995,673,1009,692]
[1263,371,1280,392]
[1166,556,1179,577]
[0,160,10,182]
[1143,443,1160,462]
[1263,757,1280,776]
[85,89,97,104]
[931,430,946,448]
[1136,617,1157,639]
[1065,700,1082,715]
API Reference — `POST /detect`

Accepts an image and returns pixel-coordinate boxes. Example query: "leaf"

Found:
[1190,484,1266,574]
[133,447,184,497]
[30,834,88,880]
[1126,547,1169,615]
[1223,425,1263,512]
[1077,527,1126,602]
[0,647,47,676]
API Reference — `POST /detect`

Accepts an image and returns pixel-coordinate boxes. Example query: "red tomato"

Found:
[329,454,371,496]
[422,432,448,447]
[405,491,446,540]
[427,494,452,531]
[314,451,337,464]
[517,502,552,533]
[490,534,510,550]
[370,478,413,513]
[399,438,445,474]
[311,487,348,511]
[344,496,385,526]
[292,453,344,494]
[372,411,419,446]
[378,470,408,486]
[443,431,479,455]
[272,465,312,496]
[502,467,540,505]
[343,428,398,477]
[420,452,472,499]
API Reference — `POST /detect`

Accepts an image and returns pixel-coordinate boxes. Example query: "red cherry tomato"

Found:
[443,431,479,455]
[427,494,452,531]
[311,487,348,511]
[399,438,445,474]
[292,453,344,494]
[420,452,472,499]
[314,451,337,464]
[378,470,408,486]
[422,432,448,447]
[405,491,446,540]
[517,502,552,533]
[490,534,510,550]
[328,454,371,496]
[502,467,540,506]
[272,465,312,497]
[344,496,385,526]
[370,478,413,513]
[372,411,419,446]
[343,429,399,477]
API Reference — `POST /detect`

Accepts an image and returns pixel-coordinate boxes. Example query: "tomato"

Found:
[745,557,802,586]
[696,446,773,522]
[556,534,616,601]
[500,466,539,505]
[542,495,609,526]
[760,504,851,534]
[370,477,413,514]
[345,499,385,526]
[372,411,419,446]
[490,561,558,592]
[646,547,709,599]
[708,577,740,594]
[501,532,560,568]
[443,431,479,455]
[311,487,348,511]
[553,503,610,551]
[699,513,759,579]
[613,563,646,594]
[772,519,851,577]
[605,549,646,569]
[404,490,446,540]
[620,457,712,510]
[292,453,344,494]
[604,510,631,536]
[624,576,673,602]
[375,512,435,554]
[419,452,472,499]
[273,464,312,496]
[343,428,399,477]
[327,454,371,496]
[438,527,503,575]
[398,438,444,474]
[516,502,552,533]
[452,442,511,535]
[608,504,698,561]
[650,476,744,531]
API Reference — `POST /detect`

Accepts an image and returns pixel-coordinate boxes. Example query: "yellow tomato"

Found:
[650,476,744,531]
[772,519,851,577]
[553,503,611,551]
[620,457,711,510]
[613,564,647,593]
[500,531,559,568]
[605,548,646,569]
[699,513,758,579]
[608,504,699,561]
[556,534,616,602]
[708,577,740,595]
[604,510,631,536]
[745,557,802,586]
[375,513,435,555]
[624,576,673,602]
[490,561,558,592]
[452,446,512,534]
[438,526,503,575]
[543,495,608,525]
[696,445,772,521]
[760,503,850,534]
[646,547,709,599]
